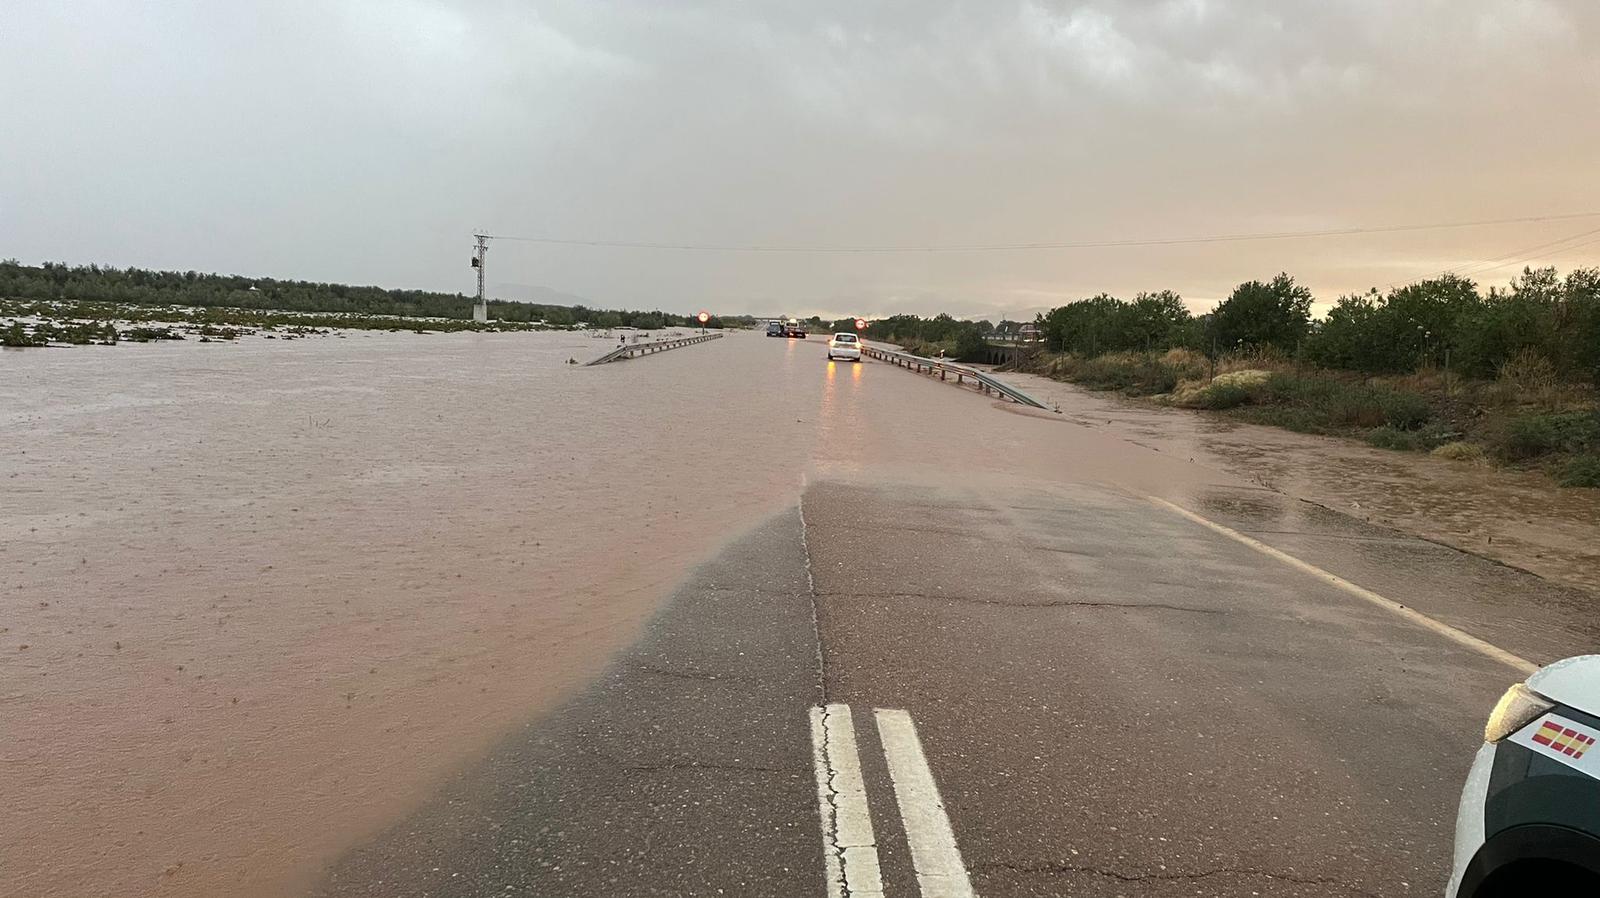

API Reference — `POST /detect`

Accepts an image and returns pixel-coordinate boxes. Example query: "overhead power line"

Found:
[483,210,1600,254]
[1380,222,1600,291]
[1448,225,1600,280]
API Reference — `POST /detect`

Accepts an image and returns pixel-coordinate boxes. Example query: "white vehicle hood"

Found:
[1527,655,1600,717]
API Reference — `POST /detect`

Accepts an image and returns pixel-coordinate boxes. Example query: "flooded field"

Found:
[5,330,1593,898]
[2,332,834,898]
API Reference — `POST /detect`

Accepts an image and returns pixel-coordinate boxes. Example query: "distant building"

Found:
[988,321,1043,343]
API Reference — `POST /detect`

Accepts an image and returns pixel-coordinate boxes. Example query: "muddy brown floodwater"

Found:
[2,332,840,898]
[3,331,1594,898]
[1001,369,1600,597]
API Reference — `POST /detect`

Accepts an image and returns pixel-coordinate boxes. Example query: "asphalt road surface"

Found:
[319,339,1597,897]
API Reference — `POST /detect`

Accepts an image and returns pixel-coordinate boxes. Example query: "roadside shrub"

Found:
[1498,348,1561,409]
[1189,382,1252,409]
[1366,426,1424,451]
[1173,368,1271,408]
[1232,405,1326,433]
[1559,454,1600,488]
[1258,373,1433,431]
[1045,351,1195,396]
[1160,348,1208,382]
[1261,375,1382,427]
[953,327,988,362]
[1368,423,1459,452]
[1076,352,1169,393]
[1498,411,1600,460]
[1431,441,1486,462]
[1376,390,1433,430]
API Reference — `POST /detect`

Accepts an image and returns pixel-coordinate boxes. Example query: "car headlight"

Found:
[1484,682,1555,743]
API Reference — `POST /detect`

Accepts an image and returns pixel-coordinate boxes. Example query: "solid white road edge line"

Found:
[1147,496,1537,676]
[874,708,978,898]
[810,704,884,898]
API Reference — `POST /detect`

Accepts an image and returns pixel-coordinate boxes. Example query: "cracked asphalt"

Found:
[315,343,1597,897]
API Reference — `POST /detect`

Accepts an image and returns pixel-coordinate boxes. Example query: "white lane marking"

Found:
[1147,496,1537,675]
[810,704,884,898]
[874,708,977,898]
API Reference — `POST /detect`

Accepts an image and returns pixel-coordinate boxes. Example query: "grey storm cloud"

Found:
[3,0,1598,320]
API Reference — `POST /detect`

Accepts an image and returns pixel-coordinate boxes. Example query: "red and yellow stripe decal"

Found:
[1531,719,1597,759]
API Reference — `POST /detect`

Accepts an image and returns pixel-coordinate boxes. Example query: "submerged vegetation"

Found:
[0,260,751,346]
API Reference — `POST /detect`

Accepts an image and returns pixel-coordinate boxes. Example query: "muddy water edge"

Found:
[1001,369,1600,597]
[1,331,819,898]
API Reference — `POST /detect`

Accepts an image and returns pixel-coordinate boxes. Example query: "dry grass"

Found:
[1431,441,1487,463]
[1499,348,1563,410]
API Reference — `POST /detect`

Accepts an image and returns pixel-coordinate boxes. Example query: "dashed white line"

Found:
[810,703,884,898]
[1147,496,1537,675]
[874,708,977,898]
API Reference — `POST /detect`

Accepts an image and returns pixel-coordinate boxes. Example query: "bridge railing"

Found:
[586,332,723,366]
[859,344,1052,410]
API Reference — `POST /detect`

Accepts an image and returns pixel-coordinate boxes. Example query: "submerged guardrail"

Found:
[860,344,1053,411]
[586,332,724,366]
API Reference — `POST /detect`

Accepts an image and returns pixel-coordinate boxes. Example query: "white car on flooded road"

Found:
[827,332,862,361]
[1448,655,1600,896]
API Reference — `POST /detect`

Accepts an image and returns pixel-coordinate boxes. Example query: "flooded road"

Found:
[1000,369,1600,597]
[4,332,830,897]
[3,331,1595,897]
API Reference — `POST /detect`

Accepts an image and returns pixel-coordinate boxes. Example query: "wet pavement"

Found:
[4,331,1596,897]
[999,368,1600,597]
[315,469,1596,896]
[319,510,824,898]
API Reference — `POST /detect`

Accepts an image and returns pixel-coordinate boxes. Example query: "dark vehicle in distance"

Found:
[766,320,785,337]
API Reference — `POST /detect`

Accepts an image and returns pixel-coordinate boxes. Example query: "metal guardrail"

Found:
[860,344,1053,411]
[586,332,724,366]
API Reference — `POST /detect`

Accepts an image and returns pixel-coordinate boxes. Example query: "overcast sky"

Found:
[4,1,1599,320]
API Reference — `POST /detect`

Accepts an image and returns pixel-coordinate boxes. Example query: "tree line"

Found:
[1036,268,1599,383]
[0,261,745,330]
[862,267,1600,384]
[861,314,995,359]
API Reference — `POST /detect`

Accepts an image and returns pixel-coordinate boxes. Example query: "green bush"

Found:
[122,326,183,342]
[1366,423,1458,452]
[1559,454,1600,488]
[1232,405,1327,434]
[1261,375,1376,427]
[1211,274,1313,352]
[2,322,48,346]
[1499,412,1600,460]
[1192,382,1252,409]
[1366,426,1423,450]
[1376,390,1433,430]
[1257,374,1432,431]
[1044,351,1195,396]
[953,327,988,362]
